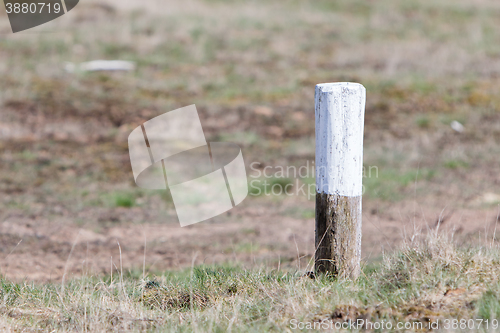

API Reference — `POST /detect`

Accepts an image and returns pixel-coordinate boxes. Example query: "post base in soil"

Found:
[315,192,362,279]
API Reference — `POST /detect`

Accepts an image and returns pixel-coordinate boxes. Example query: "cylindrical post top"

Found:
[315,82,366,197]
[315,82,364,91]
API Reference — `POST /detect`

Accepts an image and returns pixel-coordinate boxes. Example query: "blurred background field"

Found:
[0,0,499,283]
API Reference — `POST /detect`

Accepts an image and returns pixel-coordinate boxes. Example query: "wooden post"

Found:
[315,82,366,279]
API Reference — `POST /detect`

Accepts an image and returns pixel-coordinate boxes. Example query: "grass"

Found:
[0,233,499,331]
[112,192,136,208]
[248,177,295,196]
[1,0,499,206]
[444,160,469,170]
[363,168,436,201]
[1,0,500,330]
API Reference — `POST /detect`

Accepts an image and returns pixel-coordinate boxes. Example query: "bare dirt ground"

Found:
[1,0,500,282]
[1,198,499,282]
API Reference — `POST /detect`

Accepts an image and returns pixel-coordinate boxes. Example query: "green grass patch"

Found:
[416,115,431,128]
[103,191,136,208]
[284,206,315,219]
[363,168,436,201]
[249,177,294,196]
[477,286,500,320]
[443,160,469,170]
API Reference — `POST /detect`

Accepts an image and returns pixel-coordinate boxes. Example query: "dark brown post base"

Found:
[315,192,362,279]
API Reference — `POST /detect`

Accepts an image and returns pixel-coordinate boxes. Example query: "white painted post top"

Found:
[315,82,366,197]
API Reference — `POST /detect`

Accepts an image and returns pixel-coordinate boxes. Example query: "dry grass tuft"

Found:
[142,285,209,311]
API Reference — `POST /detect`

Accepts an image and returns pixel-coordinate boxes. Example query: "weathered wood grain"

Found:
[315,193,362,278]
